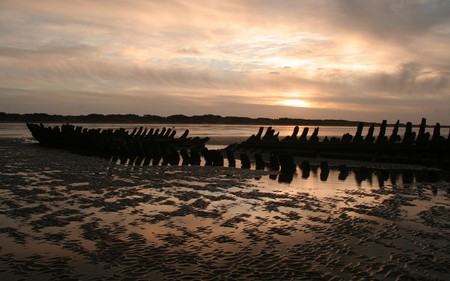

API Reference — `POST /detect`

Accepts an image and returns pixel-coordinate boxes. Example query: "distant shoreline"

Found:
[1,112,448,127]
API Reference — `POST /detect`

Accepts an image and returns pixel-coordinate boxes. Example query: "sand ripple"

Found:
[0,138,449,280]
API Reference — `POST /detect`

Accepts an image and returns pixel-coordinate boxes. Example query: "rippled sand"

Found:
[0,138,449,280]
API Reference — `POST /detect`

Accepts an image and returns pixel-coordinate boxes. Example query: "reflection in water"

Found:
[338,164,349,181]
[278,172,294,183]
[300,161,310,179]
[432,185,438,195]
[310,165,318,175]
[319,161,330,182]
[376,170,390,187]
[403,170,414,184]
[267,165,446,188]
[390,171,401,186]
[320,169,329,181]
[354,166,370,186]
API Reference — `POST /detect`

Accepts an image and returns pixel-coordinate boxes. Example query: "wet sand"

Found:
[0,138,449,280]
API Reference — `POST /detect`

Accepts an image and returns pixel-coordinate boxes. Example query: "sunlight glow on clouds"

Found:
[278,100,311,108]
[0,0,449,122]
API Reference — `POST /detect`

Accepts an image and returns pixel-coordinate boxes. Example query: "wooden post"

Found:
[190,149,201,166]
[389,120,401,143]
[226,150,236,167]
[300,161,310,179]
[269,153,279,171]
[376,120,388,144]
[279,154,296,174]
[240,153,251,169]
[299,127,309,142]
[353,122,364,143]
[431,122,441,143]
[402,122,415,145]
[309,127,320,142]
[255,153,265,170]
[364,125,375,143]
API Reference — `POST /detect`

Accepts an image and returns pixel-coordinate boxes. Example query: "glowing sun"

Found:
[278,99,311,108]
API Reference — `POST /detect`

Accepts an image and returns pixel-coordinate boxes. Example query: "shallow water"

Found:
[0,138,449,280]
[0,122,438,149]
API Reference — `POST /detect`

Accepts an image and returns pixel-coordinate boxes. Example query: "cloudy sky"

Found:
[1,0,449,123]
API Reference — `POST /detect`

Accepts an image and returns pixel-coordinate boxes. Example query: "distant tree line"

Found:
[1,112,443,127]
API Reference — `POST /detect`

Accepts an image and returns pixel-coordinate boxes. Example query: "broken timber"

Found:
[26,123,209,165]
[227,118,450,167]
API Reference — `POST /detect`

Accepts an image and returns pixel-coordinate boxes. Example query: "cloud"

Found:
[334,0,450,41]
[0,0,449,122]
[364,62,449,96]
[174,47,203,56]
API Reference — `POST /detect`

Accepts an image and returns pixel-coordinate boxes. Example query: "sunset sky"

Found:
[1,0,449,123]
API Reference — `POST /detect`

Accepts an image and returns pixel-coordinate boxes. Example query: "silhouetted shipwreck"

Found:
[26,123,209,165]
[227,118,450,167]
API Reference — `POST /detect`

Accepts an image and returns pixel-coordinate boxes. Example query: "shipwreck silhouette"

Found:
[27,118,450,173]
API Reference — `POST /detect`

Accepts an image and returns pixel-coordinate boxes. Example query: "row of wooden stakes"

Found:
[229,118,450,167]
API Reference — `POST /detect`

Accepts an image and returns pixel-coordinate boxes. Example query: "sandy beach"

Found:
[1,138,449,280]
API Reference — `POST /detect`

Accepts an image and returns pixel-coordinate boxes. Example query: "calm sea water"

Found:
[0,122,436,149]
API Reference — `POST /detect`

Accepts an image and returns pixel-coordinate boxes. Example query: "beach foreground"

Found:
[0,138,449,280]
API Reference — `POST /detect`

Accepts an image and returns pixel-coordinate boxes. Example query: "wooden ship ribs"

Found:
[228,118,450,167]
[26,123,209,165]
[26,118,450,169]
